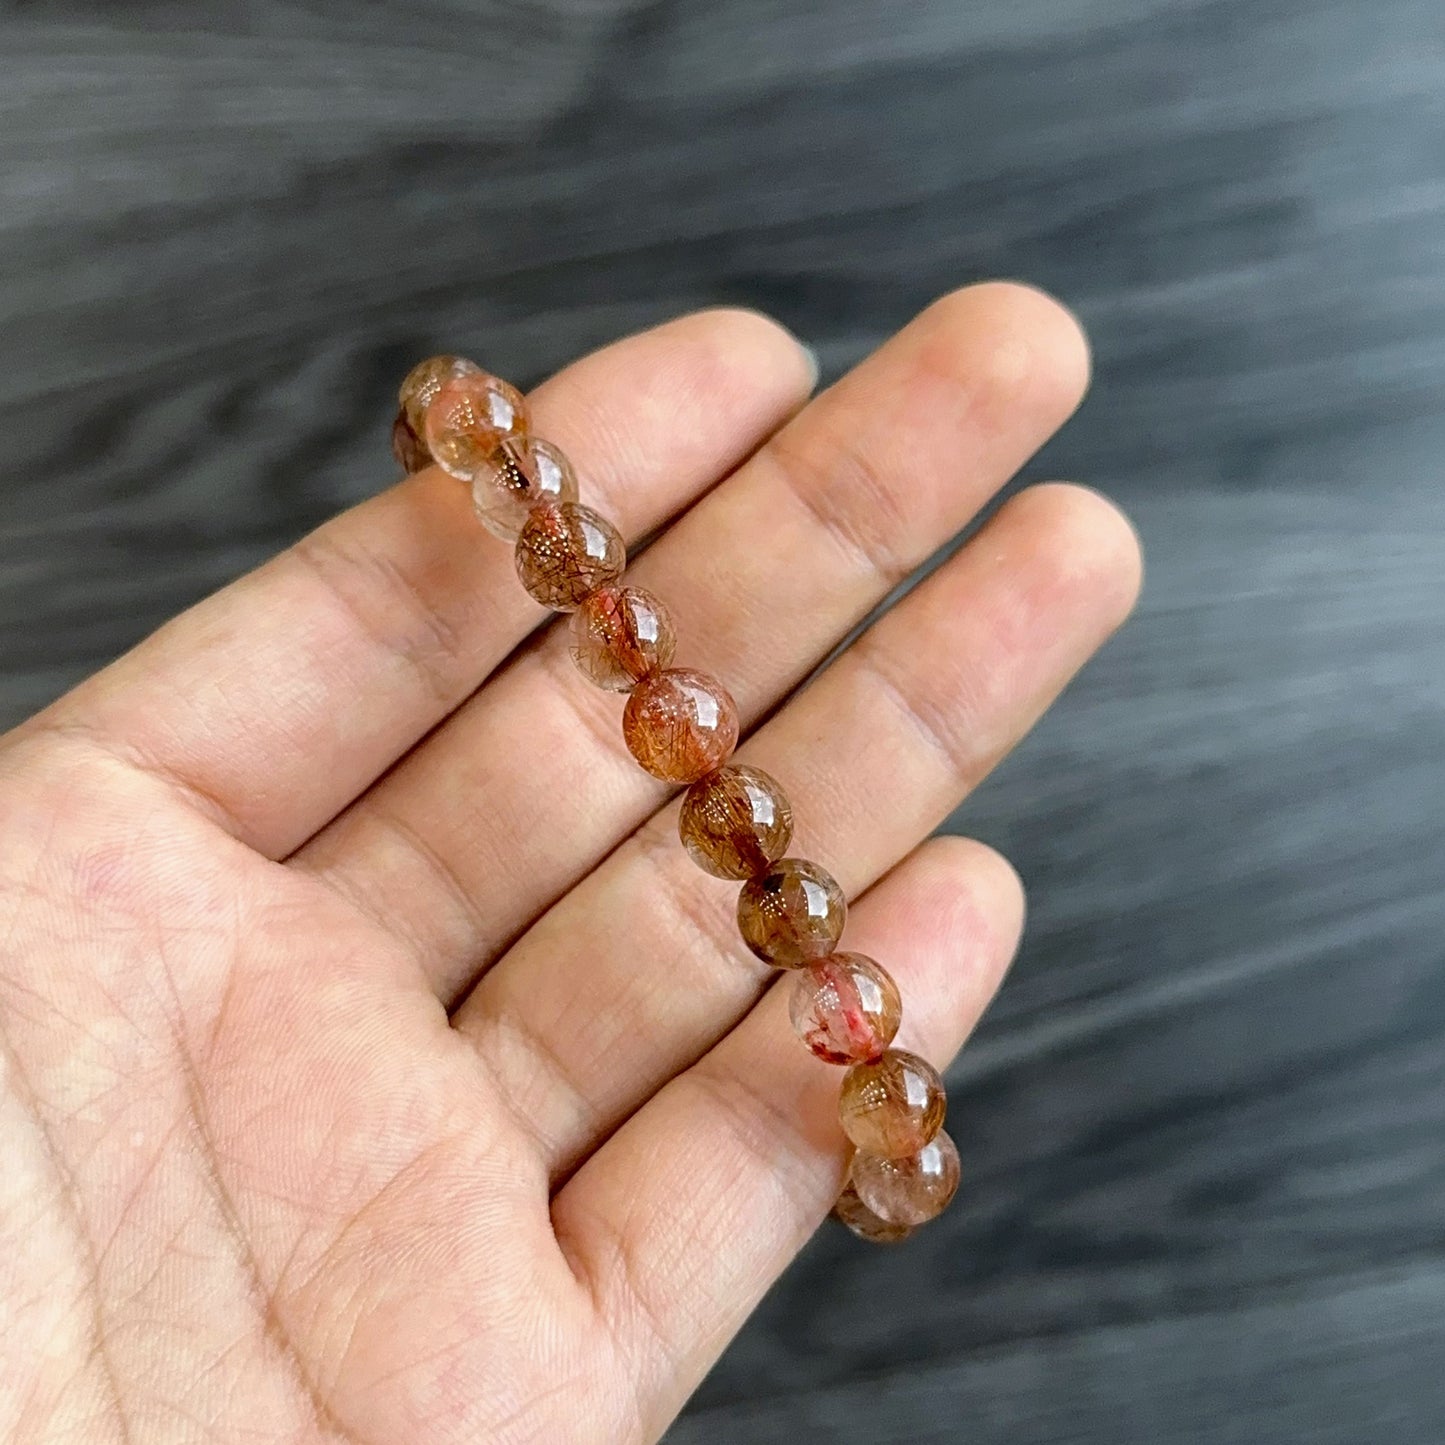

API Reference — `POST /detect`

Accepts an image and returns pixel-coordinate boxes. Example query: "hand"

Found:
[0,287,1139,1444]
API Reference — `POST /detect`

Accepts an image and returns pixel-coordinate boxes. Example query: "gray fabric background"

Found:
[2,2,1443,1440]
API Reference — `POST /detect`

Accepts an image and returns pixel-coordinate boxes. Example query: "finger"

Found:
[21,311,815,858]
[554,834,1025,1438]
[457,482,1140,1174]
[301,283,1090,998]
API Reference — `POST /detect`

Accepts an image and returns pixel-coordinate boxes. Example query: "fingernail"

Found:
[799,343,821,390]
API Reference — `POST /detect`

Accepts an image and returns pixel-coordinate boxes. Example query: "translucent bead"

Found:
[678,764,793,880]
[789,952,901,1064]
[514,502,626,612]
[838,1048,946,1157]
[391,408,430,474]
[468,435,578,539]
[570,585,675,691]
[622,669,739,783]
[736,857,846,968]
[850,1131,961,1227]
[833,1178,913,1244]
[397,354,482,433]
[423,371,528,481]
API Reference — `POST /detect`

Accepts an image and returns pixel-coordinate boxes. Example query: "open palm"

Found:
[0,287,1139,1444]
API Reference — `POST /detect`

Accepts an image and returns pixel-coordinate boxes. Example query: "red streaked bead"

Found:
[789,952,901,1064]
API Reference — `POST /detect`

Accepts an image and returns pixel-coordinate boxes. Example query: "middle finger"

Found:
[296,283,1088,1003]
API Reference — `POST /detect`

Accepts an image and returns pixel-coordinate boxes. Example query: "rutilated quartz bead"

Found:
[837,1048,946,1157]
[472,436,578,540]
[832,1178,913,1244]
[736,857,846,968]
[570,585,675,691]
[398,354,483,433]
[622,669,740,783]
[789,952,901,1065]
[514,502,626,611]
[678,764,793,880]
[423,371,528,481]
[393,354,483,474]
[850,1131,961,1227]
[392,409,430,474]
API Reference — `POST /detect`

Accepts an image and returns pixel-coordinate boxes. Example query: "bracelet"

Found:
[392,356,961,1243]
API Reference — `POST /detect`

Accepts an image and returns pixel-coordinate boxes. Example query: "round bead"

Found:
[472,436,578,539]
[838,1048,946,1157]
[514,502,626,611]
[832,1178,912,1244]
[850,1131,961,1227]
[736,857,846,968]
[570,585,676,691]
[622,669,740,783]
[391,408,430,474]
[678,765,793,880]
[398,354,483,433]
[423,371,529,481]
[789,952,902,1064]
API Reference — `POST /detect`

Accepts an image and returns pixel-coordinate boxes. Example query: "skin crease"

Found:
[0,288,1141,1444]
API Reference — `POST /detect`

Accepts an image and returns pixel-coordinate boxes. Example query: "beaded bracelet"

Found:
[392,355,961,1243]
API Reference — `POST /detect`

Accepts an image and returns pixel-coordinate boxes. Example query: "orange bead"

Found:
[514,502,626,611]
[570,586,675,691]
[850,1131,960,1227]
[472,435,578,540]
[678,765,793,879]
[789,952,901,1064]
[394,355,484,475]
[622,669,739,783]
[391,409,430,474]
[736,858,846,967]
[398,354,482,433]
[837,1049,946,1157]
[424,371,528,481]
[832,1179,913,1244]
